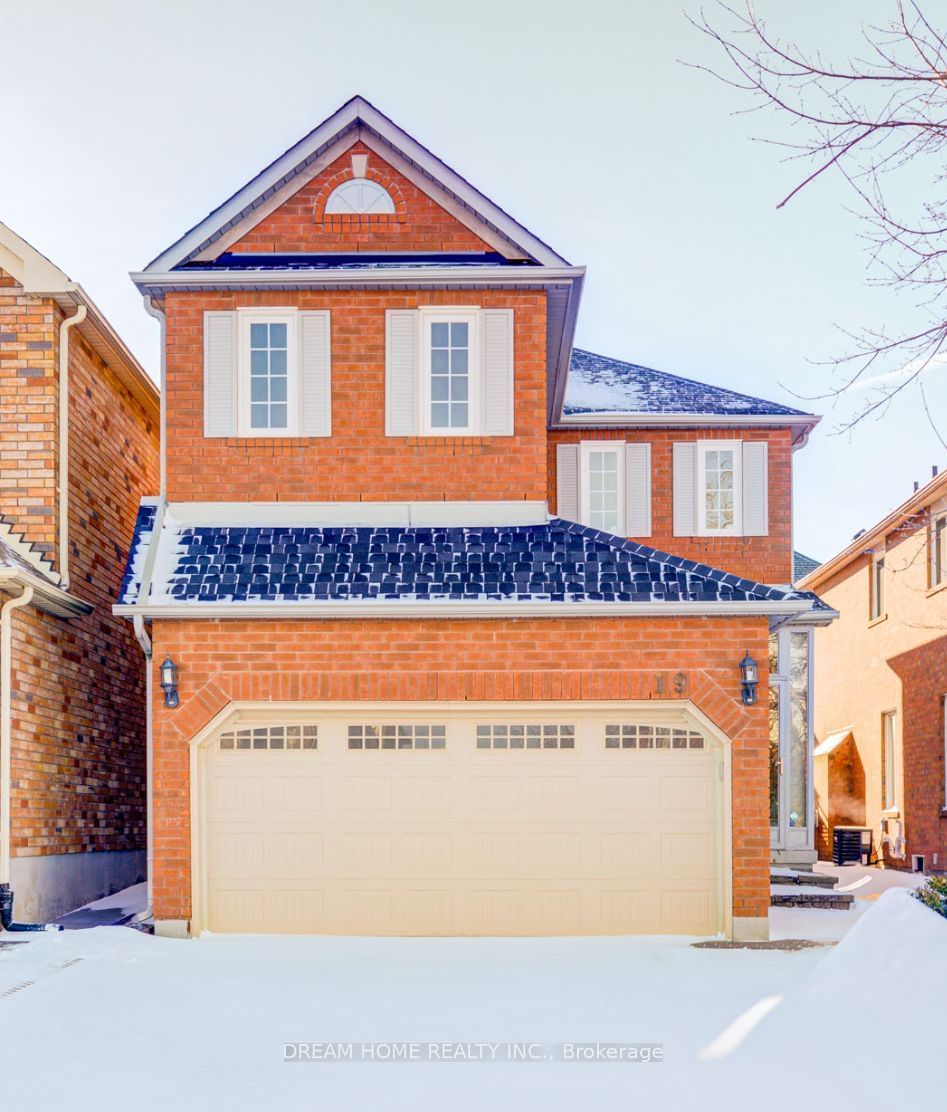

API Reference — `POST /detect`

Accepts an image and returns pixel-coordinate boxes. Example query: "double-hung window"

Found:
[238,309,298,436]
[580,442,624,533]
[697,441,742,535]
[419,309,479,435]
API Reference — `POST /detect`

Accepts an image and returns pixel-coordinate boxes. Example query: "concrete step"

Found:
[770,867,838,889]
[770,884,854,910]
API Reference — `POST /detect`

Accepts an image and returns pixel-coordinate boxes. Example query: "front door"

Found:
[769,629,813,851]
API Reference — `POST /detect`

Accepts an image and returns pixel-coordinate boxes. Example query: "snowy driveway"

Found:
[0,891,941,1112]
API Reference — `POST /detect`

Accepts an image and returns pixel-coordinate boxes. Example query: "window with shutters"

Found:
[238,309,298,436]
[694,442,742,536]
[419,308,479,434]
[580,443,623,533]
[869,554,886,621]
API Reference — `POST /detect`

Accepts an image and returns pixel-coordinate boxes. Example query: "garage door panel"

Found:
[205,712,724,936]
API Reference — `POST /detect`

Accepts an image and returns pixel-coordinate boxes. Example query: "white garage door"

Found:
[202,709,724,936]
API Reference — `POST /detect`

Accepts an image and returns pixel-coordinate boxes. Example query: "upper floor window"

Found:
[324,178,395,215]
[580,443,623,533]
[671,441,767,538]
[556,441,651,538]
[239,311,297,436]
[697,442,742,535]
[930,513,947,588]
[869,554,885,621]
[422,312,477,433]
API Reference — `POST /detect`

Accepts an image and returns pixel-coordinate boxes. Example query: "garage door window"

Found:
[605,724,704,750]
[348,724,447,750]
[476,724,575,749]
[218,724,318,751]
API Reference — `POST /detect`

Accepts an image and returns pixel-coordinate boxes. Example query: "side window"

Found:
[881,709,898,810]
[870,554,886,621]
[697,442,742,536]
[930,513,946,588]
[580,443,623,533]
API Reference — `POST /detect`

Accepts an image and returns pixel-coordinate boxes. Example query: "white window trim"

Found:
[418,307,481,436]
[870,553,886,622]
[236,307,299,437]
[930,513,947,589]
[579,441,625,534]
[696,440,743,537]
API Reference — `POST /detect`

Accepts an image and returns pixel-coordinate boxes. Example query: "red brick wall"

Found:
[0,271,58,558]
[164,288,548,503]
[230,141,493,254]
[149,615,772,925]
[6,315,159,860]
[548,427,794,584]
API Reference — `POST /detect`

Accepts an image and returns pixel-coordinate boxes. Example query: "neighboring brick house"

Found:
[0,222,159,923]
[116,97,831,941]
[800,469,947,873]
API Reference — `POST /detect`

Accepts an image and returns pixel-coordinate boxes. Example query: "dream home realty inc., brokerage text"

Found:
[283,1042,665,1063]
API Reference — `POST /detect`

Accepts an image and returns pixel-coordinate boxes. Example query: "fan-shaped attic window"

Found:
[324,178,395,215]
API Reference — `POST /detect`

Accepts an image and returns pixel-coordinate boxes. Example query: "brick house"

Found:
[116,97,831,940]
[800,468,947,873]
[0,222,159,922]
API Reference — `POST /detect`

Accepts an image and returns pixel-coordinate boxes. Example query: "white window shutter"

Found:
[299,311,331,437]
[673,442,698,536]
[624,443,651,537]
[742,441,769,536]
[203,311,237,437]
[481,309,514,436]
[385,310,419,436]
[556,444,580,521]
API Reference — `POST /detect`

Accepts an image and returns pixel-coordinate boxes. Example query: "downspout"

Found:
[133,614,154,921]
[58,303,88,590]
[0,585,52,930]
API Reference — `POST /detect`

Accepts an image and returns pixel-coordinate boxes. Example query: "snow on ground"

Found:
[0,890,941,1112]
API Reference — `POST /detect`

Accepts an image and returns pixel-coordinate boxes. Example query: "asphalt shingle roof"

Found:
[563,348,810,419]
[793,551,822,582]
[119,503,824,611]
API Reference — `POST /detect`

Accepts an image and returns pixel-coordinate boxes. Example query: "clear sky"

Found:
[1,0,941,562]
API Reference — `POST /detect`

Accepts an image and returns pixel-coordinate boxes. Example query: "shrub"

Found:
[914,875,947,919]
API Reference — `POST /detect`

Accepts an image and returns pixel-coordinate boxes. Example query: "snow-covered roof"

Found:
[117,501,829,619]
[563,349,811,420]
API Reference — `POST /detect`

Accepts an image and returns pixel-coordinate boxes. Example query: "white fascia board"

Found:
[0,568,91,618]
[144,96,569,271]
[167,501,550,528]
[114,599,812,620]
[130,265,584,294]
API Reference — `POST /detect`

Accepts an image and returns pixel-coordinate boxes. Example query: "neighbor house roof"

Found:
[800,467,947,591]
[116,500,829,620]
[559,349,818,443]
[0,221,158,416]
[793,551,822,582]
[0,536,91,618]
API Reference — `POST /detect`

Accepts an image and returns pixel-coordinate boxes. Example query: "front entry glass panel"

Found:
[769,628,814,852]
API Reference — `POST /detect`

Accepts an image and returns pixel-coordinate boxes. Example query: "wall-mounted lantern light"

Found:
[739,650,759,706]
[159,656,179,708]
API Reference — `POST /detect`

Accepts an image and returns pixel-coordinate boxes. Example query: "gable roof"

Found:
[116,500,828,620]
[141,96,569,273]
[559,349,818,442]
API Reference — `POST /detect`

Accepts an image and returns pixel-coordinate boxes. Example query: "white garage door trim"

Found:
[188,701,733,938]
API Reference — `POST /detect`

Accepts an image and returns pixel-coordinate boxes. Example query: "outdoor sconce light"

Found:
[739,650,759,706]
[159,655,180,708]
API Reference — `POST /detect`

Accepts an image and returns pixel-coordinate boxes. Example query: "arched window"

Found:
[324,178,395,215]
